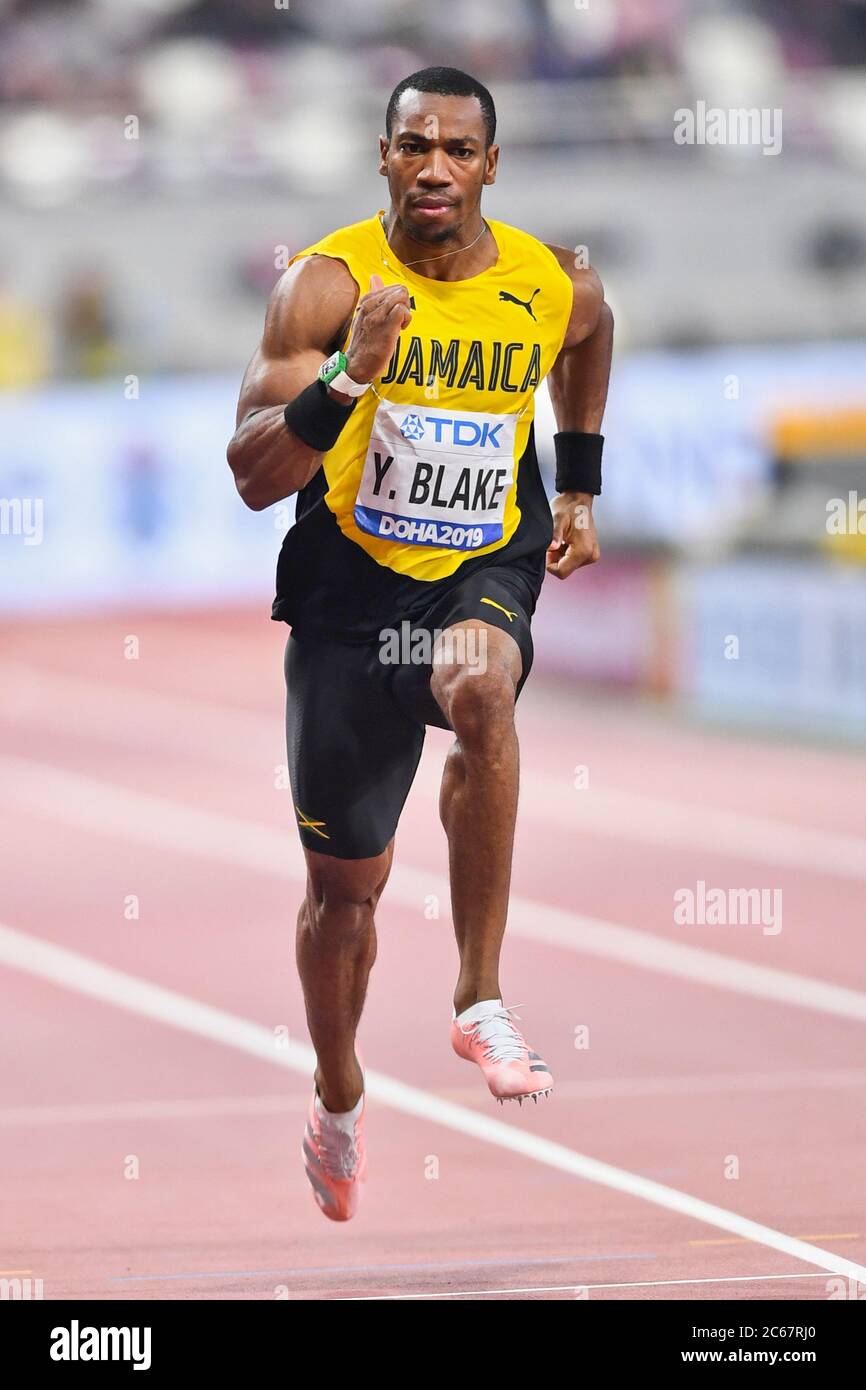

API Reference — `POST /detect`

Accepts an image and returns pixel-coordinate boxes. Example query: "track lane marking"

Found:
[342,1271,850,1299]
[690,1233,858,1246]
[3,665,866,881]
[109,1251,660,1284]
[3,755,866,1022]
[5,1065,866,1127]
[1,919,865,1285]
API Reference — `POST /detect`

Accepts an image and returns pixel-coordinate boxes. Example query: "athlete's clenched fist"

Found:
[546,492,601,578]
[344,274,413,383]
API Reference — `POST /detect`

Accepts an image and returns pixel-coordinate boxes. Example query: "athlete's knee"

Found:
[433,659,517,747]
[303,845,392,936]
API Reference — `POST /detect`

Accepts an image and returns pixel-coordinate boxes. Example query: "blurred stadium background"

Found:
[1,0,866,736]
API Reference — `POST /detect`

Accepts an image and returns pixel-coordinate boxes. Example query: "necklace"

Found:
[379,212,489,267]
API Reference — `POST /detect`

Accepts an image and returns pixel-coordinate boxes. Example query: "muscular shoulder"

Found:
[543,242,605,347]
[261,253,359,358]
[543,242,604,302]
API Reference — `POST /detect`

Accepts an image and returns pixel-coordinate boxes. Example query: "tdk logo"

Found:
[400,413,425,441]
[398,413,503,448]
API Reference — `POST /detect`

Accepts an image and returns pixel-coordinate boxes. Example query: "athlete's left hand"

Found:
[546,492,600,579]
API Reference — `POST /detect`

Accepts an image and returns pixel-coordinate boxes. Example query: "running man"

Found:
[227,67,613,1221]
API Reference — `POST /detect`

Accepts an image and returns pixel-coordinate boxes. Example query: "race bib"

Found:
[353,397,518,551]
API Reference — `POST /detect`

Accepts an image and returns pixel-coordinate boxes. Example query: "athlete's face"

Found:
[378,92,498,243]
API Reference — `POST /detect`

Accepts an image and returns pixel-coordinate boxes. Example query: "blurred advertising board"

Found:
[532,556,672,690]
[2,341,865,627]
[0,373,289,613]
[675,560,866,736]
[535,339,866,544]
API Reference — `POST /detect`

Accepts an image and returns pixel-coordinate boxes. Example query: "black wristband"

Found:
[283,377,357,453]
[553,431,603,495]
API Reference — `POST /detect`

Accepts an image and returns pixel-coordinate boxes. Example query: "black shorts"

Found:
[284,566,537,860]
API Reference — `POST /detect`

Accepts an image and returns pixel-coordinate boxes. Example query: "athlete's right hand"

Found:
[344,274,412,384]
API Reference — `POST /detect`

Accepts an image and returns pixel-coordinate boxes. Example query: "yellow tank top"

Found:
[285,210,573,583]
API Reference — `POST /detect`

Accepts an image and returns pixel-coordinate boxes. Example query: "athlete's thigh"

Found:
[284,634,425,860]
[388,567,536,730]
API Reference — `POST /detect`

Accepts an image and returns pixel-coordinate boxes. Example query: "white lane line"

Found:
[438,1066,866,1105]
[417,762,866,884]
[0,1094,307,1127]
[1,920,865,1286]
[6,1067,866,1129]
[3,754,866,1023]
[0,664,276,766]
[342,1271,846,1300]
[4,662,866,882]
[6,1066,866,1129]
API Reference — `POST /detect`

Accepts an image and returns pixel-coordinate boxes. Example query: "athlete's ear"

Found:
[483,143,499,186]
[378,135,389,175]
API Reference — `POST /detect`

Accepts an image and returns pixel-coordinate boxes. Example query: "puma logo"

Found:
[498,288,541,321]
[480,596,517,623]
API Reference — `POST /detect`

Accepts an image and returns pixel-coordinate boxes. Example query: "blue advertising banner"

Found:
[2,341,865,613]
[534,339,866,542]
[0,373,291,612]
[677,560,866,735]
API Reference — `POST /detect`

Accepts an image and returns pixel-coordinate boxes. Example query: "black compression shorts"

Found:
[284,566,537,861]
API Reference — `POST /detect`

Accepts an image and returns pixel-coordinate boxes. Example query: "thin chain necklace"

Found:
[379,212,489,268]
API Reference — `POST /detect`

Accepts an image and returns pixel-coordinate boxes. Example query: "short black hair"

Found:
[385,66,496,149]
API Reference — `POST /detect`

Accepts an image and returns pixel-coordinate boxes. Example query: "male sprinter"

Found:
[228,67,613,1221]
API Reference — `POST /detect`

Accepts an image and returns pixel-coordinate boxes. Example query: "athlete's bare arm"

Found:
[227,258,412,511]
[545,249,612,432]
[543,245,614,578]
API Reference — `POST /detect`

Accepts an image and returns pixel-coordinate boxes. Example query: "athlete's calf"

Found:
[430,622,522,1016]
[296,843,393,1112]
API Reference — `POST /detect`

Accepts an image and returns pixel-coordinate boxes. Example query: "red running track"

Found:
[1,607,865,1301]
